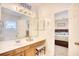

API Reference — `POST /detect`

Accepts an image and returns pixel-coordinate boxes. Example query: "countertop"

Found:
[0,37,45,54]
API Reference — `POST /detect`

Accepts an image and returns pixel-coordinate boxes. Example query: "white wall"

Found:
[30,4,55,55]
[0,4,1,20]
[40,8,54,56]
[17,16,29,38]
[37,4,79,56]
[30,4,71,56]
[44,4,70,56]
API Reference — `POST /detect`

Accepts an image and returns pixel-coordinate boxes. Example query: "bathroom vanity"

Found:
[0,4,46,56]
[0,38,45,56]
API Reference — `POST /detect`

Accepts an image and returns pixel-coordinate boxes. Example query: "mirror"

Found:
[1,7,29,41]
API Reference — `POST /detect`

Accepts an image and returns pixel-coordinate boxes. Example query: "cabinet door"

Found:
[0,51,14,56]
[24,48,36,56]
[15,52,24,56]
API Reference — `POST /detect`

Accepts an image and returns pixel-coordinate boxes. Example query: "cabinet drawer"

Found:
[31,40,45,47]
[0,50,14,56]
[24,48,36,56]
[14,52,24,56]
[14,47,24,54]
[23,46,30,51]
[14,46,30,54]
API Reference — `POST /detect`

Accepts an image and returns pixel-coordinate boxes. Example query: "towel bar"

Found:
[75,42,79,45]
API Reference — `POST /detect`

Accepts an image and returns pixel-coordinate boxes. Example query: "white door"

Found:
[69,4,79,56]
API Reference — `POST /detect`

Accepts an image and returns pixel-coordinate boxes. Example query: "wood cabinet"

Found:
[0,40,45,56]
[24,47,36,56]
[0,50,15,56]
[15,52,24,56]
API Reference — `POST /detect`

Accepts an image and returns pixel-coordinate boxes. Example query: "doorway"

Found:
[54,10,69,56]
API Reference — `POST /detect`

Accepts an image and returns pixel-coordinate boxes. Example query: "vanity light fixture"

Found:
[16,5,32,17]
[29,13,31,15]
[24,11,27,14]
[19,9,23,12]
